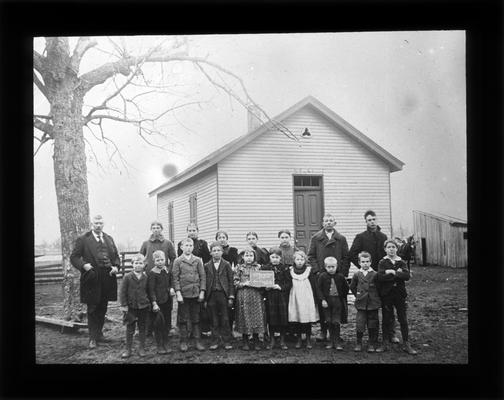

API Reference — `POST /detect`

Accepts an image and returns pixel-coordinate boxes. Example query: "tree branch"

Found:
[33,117,54,137]
[33,71,49,99]
[33,50,45,73]
[70,37,98,73]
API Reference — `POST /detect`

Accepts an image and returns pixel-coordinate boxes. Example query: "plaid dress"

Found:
[234,263,266,334]
[261,263,292,327]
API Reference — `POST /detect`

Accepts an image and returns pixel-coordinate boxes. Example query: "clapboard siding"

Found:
[157,167,218,245]
[218,105,392,250]
[413,211,467,268]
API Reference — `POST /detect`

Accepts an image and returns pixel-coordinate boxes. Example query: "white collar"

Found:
[92,231,103,241]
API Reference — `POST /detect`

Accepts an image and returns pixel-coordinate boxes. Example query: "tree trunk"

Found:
[51,79,90,321]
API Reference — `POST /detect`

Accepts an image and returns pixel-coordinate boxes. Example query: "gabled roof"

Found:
[149,95,405,197]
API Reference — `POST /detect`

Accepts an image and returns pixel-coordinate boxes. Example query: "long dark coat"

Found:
[348,227,388,272]
[261,263,292,326]
[315,271,349,324]
[70,231,120,305]
[307,229,350,276]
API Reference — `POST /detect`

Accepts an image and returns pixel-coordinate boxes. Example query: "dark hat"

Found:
[81,268,97,286]
[122,310,137,325]
[152,310,166,330]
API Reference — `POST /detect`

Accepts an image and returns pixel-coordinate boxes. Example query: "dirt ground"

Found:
[35,265,467,364]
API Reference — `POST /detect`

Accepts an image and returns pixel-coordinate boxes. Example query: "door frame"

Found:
[292,174,325,249]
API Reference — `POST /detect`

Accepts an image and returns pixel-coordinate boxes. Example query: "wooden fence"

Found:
[35,252,139,284]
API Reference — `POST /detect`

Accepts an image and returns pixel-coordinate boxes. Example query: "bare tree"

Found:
[33,36,296,321]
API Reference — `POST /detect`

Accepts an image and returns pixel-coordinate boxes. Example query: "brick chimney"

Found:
[247,103,262,132]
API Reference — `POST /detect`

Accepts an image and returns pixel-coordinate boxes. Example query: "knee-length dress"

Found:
[234,263,266,334]
[288,266,319,323]
[261,263,292,327]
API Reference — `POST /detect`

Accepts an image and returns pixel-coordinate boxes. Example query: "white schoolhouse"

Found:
[149,96,404,256]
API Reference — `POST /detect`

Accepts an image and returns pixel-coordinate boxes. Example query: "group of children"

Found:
[119,235,417,358]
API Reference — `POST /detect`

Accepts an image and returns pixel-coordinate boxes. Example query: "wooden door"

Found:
[293,177,323,253]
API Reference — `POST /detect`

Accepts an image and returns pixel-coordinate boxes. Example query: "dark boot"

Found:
[179,324,188,352]
[266,335,276,350]
[193,324,206,351]
[138,330,146,357]
[295,335,302,349]
[367,329,377,353]
[354,331,363,352]
[334,325,343,351]
[376,339,389,353]
[154,331,167,354]
[121,329,133,358]
[316,325,328,342]
[403,341,418,355]
[306,333,313,349]
[280,333,288,350]
[325,326,335,349]
[242,334,250,351]
[253,334,261,351]
[162,330,172,353]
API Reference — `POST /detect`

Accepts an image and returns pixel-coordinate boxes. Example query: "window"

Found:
[167,201,174,242]
[189,193,198,224]
[463,231,468,240]
[293,175,321,187]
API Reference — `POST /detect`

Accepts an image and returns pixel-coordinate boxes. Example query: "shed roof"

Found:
[149,95,405,197]
[413,210,467,227]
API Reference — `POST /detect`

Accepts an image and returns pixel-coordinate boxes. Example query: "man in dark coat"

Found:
[70,214,120,349]
[347,210,399,343]
[307,213,350,342]
[348,210,388,272]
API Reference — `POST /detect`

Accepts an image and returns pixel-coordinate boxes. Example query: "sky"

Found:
[34,31,466,249]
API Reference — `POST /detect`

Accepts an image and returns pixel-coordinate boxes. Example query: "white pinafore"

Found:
[288,266,319,323]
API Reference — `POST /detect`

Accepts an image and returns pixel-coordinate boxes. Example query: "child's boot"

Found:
[155,331,167,354]
[121,328,134,358]
[354,331,363,352]
[403,341,418,355]
[325,326,334,349]
[179,324,189,352]
[253,333,261,351]
[280,333,288,350]
[316,325,328,342]
[193,324,206,351]
[242,334,250,351]
[162,330,172,353]
[367,329,377,353]
[138,330,147,357]
[334,324,343,351]
[266,335,276,350]
[295,334,302,349]
[375,337,389,353]
[306,333,313,349]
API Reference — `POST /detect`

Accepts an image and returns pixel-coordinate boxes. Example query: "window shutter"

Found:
[189,193,198,224]
[167,201,174,242]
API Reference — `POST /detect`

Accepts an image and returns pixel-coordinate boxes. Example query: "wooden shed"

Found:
[412,210,468,268]
[149,96,404,254]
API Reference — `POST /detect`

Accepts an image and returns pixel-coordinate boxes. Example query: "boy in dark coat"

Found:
[316,257,349,350]
[375,240,417,355]
[349,251,381,352]
[173,238,207,352]
[120,253,150,358]
[204,242,235,350]
[147,250,176,354]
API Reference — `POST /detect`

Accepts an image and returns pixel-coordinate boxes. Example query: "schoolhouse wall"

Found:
[217,105,393,252]
[156,167,218,247]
